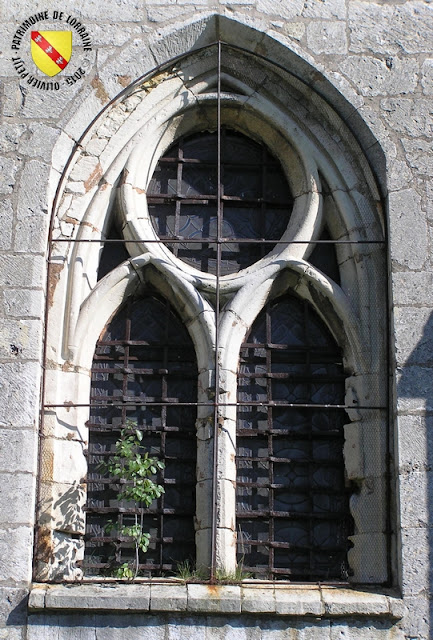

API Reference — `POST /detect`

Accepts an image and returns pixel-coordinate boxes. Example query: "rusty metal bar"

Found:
[49,237,386,244]
[43,401,386,409]
[210,39,222,583]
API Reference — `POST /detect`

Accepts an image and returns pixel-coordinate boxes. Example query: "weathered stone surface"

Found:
[282,22,305,41]
[339,56,418,97]
[387,157,413,192]
[402,138,433,176]
[3,289,45,318]
[400,594,432,640]
[17,124,61,163]
[0,317,43,361]
[275,587,323,616]
[306,21,347,55]
[0,628,25,640]
[147,5,192,23]
[0,255,45,288]
[0,587,28,628]
[330,619,404,639]
[150,584,187,611]
[0,157,19,195]
[381,97,433,138]
[0,199,13,251]
[241,586,275,614]
[401,527,433,596]
[421,59,433,95]
[187,584,241,614]
[0,124,26,152]
[0,526,33,583]
[392,271,433,307]
[95,616,166,640]
[393,306,433,366]
[349,1,433,55]
[425,178,433,221]
[0,428,37,475]
[397,414,433,471]
[72,0,146,22]
[322,588,389,616]
[86,23,141,46]
[27,613,97,640]
[44,584,150,610]
[13,216,49,253]
[396,365,433,413]
[388,188,427,270]
[399,470,431,529]
[256,0,304,20]
[302,0,346,19]
[16,160,50,219]
[0,361,41,427]
[0,472,36,525]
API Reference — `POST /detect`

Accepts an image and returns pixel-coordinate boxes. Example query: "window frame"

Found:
[36,41,390,587]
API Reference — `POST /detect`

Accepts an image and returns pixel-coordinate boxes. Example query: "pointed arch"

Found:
[38,30,388,584]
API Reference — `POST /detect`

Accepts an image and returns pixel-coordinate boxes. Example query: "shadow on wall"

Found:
[397,308,433,638]
[24,611,401,638]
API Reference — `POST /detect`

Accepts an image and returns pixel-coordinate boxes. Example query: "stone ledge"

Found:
[28,583,406,619]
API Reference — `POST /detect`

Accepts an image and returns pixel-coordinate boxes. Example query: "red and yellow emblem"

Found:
[30,31,72,76]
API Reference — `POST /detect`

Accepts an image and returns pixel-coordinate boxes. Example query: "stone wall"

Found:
[0,1,432,639]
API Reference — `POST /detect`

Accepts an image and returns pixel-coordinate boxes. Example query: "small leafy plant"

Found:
[101,427,164,579]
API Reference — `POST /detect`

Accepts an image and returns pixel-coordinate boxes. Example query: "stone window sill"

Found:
[29,582,405,619]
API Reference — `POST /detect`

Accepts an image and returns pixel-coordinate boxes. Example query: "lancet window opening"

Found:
[39,40,390,585]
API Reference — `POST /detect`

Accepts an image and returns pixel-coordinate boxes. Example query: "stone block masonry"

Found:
[0,1,432,639]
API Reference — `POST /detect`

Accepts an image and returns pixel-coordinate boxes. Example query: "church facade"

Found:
[1,2,432,638]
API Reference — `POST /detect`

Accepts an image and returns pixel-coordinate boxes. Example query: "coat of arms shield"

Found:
[30,31,72,76]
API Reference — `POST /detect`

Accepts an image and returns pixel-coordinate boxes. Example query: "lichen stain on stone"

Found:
[47,262,64,309]
[37,526,54,564]
[140,70,173,93]
[63,215,79,226]
[118,75,132,88]
[91,75,110,104]
[84,162,103,192]
[81,220,100,233]
[40,443,54,484]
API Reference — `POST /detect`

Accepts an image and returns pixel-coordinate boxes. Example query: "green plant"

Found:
[175,560,208,582]
[101,427,164,579]
[214,564,252,583]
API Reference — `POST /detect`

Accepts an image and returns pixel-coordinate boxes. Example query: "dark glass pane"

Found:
[84,293,197,578]
[148,129,293,275]
[309,228,341,285]
[98,223,130,281]
[236,293,352,580]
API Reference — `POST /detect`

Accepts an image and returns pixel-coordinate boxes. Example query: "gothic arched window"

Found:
[236,294,351,580]
[38,41,388,587]
[84,293,197,576]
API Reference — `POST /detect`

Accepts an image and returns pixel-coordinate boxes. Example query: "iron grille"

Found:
[84,294,197,576]
[147,128,294,275]
[41,40,391,585]
[236,295,352,580]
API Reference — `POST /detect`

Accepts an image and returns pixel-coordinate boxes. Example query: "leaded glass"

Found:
[84,293,197,576]
[148,129,293,275]
[236,294,352,580]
